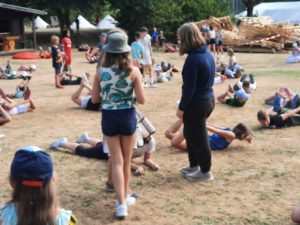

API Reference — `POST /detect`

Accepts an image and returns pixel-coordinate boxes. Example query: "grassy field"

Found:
[0,50,299,225]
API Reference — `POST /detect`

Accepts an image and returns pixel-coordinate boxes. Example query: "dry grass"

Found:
[0,50,300,225]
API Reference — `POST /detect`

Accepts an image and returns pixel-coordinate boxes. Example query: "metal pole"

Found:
[32,16,36,49]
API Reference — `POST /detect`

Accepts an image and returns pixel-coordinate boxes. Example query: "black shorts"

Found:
[54,63,62,75]
[102,108,137,136]
[86,98,101,111]
[75,142,108,160]
[210,38,216,45]
[226,98,246,107]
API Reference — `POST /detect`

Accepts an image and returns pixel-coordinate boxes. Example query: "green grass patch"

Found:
[254,71,300,78]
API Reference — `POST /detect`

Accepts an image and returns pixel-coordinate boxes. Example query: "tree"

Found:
[242,0,262,16]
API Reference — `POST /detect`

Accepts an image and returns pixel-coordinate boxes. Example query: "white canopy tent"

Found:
[97,15,118,30]
[236,2,300,24]
[70,15,97,29]
[34,16,49,29]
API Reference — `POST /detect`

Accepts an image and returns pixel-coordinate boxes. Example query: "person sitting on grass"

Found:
[257,106,300,129]
[71,77,101,111]
[85,33,107,64]
[154,65,173,83]
[0,104,11,126]
[3,72,31,100]
[291,203,300,224]
[0,146,77,225]
[17,64,37,73]
[217,81,250,107]
[165,119,253,151]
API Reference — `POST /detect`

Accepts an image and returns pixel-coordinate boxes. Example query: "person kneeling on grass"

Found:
[71,77,101,111]
[217,81,250,107]
[257,106,300,129]
[165,119,253,152]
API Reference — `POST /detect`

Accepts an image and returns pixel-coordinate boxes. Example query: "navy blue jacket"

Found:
[179,45,215,111]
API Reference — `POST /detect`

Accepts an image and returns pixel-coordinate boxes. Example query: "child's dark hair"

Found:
[233,84,240,91]
[62,29,69,38]
[242,80,250,88]
[232,123,253,141]
[139,27,148,33]
[257,110,268,120]
[209,25,213,30]
[135,32,141,39]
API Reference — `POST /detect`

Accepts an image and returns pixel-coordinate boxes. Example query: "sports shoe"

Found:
[50,137,67,150]
[125,194,136,206]
[105,182,114,193]
[149,83,158,88]
[249,73,255,84]
[76,132,89,143]
[184,170,214,181]
[115,204,128,219]
[81,73,89,84]
[180,166,199,175]
[240,74,247,82]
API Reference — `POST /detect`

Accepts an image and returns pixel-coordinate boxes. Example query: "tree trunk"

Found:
[247,3,254,17]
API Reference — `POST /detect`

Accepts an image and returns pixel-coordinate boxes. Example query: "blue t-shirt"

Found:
[152,31,158,41]
[131,41,144,61]
[209,128,231,150]
[235,89,249,101]
[51,45,59,68]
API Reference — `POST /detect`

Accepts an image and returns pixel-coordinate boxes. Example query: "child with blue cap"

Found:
[0,146,77,225]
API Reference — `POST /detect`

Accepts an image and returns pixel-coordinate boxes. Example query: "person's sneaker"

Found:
[105,182,115,193]
[115,204,128,219]
[81,73,89,84]
[76,132,89,143]
[240,74,247,82]
[149,83,158,88]
[50,137,67,150]
[180,166,200,175]
[125,195,136,206]
[184,170,214,181]
[249,73,255,84]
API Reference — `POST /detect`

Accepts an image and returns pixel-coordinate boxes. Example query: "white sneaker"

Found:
[76,132,89,143]
[49,137,67,150]
[115,204,127,219]
[125,195,136,206]
[184,170,214,181]
[180,166,200,175]
[149,83,157,88]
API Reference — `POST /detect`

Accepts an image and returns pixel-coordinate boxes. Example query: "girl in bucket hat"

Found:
[91,30,145,219]
[0,146,77,225]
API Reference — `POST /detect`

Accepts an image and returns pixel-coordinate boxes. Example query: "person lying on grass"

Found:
[165,118,253,151]
[257,106,300,129]
[50,130,159,176]
[71,77,101,111]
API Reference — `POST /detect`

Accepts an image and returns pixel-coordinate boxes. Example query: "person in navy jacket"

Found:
[176,23,215,181]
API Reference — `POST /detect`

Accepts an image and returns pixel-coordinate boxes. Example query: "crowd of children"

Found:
[1,23,300,224]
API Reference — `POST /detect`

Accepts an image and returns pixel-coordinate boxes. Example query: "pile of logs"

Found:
[195,16,298,53]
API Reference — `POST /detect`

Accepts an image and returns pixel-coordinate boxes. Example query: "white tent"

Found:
[97,15,118,30]
[236,2,300,24]
[70,15,97,30]
[35,16,49,29]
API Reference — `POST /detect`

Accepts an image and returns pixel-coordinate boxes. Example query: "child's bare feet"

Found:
[144,159,159,171]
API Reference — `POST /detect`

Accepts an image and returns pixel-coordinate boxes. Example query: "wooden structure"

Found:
[0,3,47,51]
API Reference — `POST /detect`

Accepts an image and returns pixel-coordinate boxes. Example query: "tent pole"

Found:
[32,16,37,49]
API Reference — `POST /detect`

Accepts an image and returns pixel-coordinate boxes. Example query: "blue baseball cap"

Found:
[10,146,53,187]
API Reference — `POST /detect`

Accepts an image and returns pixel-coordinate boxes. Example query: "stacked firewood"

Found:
[195,16,296,53]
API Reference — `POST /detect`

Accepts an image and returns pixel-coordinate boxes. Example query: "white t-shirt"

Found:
[209,30,216,39]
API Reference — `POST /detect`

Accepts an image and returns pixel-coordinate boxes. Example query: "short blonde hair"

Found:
[177,23,206,55]
[227,48,234,56]
[51,35,59,45]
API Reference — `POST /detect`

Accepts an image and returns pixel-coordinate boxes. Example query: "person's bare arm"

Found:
[207,125,235,140]
[132,67,145,104]
[281,106,300,121]
[0,105,11,125]
[91,72,101,104]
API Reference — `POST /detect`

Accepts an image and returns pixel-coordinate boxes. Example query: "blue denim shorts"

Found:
[101,108,137,136]
[54,63,62,75]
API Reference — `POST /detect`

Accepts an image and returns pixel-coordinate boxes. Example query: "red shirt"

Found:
[61,37,72,65]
